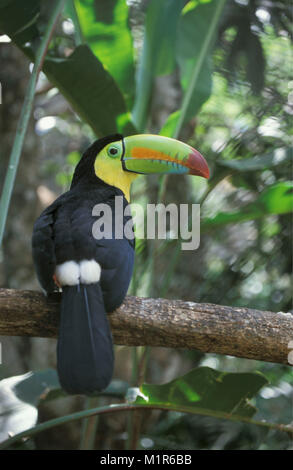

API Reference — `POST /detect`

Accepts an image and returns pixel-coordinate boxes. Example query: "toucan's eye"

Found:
[107,145,120,158]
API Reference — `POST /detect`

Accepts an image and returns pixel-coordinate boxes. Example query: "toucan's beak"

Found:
[122,134,209,179]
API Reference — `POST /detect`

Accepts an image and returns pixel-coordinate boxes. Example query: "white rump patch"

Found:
[80,259,101,284]
[55,259,101,286]
[55,261,79,286]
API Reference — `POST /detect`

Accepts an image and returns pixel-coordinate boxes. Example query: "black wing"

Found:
[33,187,135,307]
[32,197,62,293]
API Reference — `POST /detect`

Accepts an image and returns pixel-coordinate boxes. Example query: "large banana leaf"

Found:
[73,0,135,107]
[44,45,135,136]
[0,0,135,136]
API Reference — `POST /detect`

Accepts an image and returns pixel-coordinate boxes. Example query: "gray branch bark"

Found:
[0,288,292,365]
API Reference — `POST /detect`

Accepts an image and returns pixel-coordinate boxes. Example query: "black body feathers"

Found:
[32,137,134,395]
[57,284,114,394]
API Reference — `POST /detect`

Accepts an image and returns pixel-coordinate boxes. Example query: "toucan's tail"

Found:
[57,283,114,395]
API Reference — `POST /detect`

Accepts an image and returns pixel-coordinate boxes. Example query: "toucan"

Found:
[32,134,209,395]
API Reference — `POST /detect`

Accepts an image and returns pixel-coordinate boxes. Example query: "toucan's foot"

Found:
[53,273,62,289]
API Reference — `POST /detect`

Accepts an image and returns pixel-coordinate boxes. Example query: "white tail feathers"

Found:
[55,259,101,286]
[80,260,101,284]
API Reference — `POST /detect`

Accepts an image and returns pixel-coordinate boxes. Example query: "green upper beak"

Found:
[122,134,209,179]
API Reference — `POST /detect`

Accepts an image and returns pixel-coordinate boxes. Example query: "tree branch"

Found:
[0,288,292,365]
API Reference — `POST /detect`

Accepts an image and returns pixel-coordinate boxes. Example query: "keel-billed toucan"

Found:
[32,134,209,395]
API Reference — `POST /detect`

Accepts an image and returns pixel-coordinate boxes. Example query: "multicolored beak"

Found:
[122,134,209,179]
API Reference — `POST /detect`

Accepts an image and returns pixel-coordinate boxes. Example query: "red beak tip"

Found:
[188,149,210,179]
[204,166,210,179]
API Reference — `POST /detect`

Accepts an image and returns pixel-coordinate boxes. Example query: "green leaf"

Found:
[145,0,185,76]
[132,0,185,131]
[135,367,267,419]
[43,45,135,136]
[160,110,181,137]
[203,182,293,229]
[175,0,218,121]
[0,0,41,47]
[73,0,135,107]
[218,147,292,171]
[160,0,226,138]
[0,3,136,136]
[3,372,292,450]
[259,181,293,215]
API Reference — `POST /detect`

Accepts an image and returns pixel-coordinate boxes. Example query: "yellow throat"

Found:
[94,157,138,201]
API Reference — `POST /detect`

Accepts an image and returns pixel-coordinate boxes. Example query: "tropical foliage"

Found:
[0,0,292,450]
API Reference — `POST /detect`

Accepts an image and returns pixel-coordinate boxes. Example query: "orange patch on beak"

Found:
[131,147,188,166]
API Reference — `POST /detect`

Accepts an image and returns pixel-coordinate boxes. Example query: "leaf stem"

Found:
[157,0,227,293]
[67,0,84,46]
[0,0,66,247]
[0,401,291,450]
[173,0,226,139]
[131,32,153,132]
[79,397,100,450]
[158,0,227,204]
